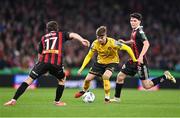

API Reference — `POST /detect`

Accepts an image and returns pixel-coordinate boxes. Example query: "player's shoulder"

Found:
[90,39,98,49]
[107,37,116,44]
[107,37,118,45]
[107,37,115,41]
[137,26,145,34]
[92,39,99,45]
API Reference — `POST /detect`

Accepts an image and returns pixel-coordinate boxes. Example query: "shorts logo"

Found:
[160,78,165,83]
[122,64,126,69]
[32,71,38,76]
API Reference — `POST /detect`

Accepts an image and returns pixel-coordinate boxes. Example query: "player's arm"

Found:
[116,41,137,62]
[118,39,134,44]
[138,26,150,64]
[69,32,90,47]
[138,40,150,63]
[78,50,94,74]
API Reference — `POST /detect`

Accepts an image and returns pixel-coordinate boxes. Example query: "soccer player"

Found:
[110,13,176,102]
[74,26,137,103]
[4,21,90,106]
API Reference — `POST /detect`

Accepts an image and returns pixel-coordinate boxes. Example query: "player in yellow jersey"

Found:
[74,26,137,103]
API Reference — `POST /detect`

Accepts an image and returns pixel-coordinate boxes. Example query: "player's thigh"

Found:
[103,63,118,79]
[89,62,106,77]
[138,64,149,80]
[29,62,48,80]
[121,61,137,76]
[49,65,65,81]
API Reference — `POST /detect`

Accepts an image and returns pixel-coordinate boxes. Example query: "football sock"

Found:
[151,75,166,86]
[55,84,64,102]
[83,80,90,91]
[115,83,123,98]
[13,82,29,100]
[103,79,110,99]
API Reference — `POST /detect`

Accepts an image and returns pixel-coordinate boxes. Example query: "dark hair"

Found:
[130,13,142,21]
[96,26,107,36]
[46,21,59,32]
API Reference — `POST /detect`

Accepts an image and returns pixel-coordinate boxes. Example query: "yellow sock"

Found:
[103,79,110,99]
[83,80,90,91]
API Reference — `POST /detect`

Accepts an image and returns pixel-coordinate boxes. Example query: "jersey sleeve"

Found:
[117,42,137,62]
[114,40,123,48]
[138,26,148,41]
[63,32,71,41]
[78,49,94,73]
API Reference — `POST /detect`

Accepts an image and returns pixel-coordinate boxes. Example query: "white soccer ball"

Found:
[82,91,95,103]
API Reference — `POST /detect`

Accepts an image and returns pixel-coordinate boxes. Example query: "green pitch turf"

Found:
[0,88,180,117]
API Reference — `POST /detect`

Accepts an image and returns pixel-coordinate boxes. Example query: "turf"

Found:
[0,88,180,117]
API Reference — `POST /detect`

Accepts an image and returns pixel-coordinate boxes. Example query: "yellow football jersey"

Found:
[90,37,120,64]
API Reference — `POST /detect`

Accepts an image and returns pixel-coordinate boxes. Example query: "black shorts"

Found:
[121,60,149,80]
[29,62,65,80]
[89,62,118,77]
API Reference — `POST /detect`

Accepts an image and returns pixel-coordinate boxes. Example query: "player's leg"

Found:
[54,77,66,106]
[138,64,176,89]
[111,61,136,103]
[141,72,176,89]
[74,73,96,98]
[75,62,103,98]
[102,69,112,103]
[50,65,66,106]
[138,64,154,89]
[4,62,47,106]
[4,77,34,106]
[110,71,127,102]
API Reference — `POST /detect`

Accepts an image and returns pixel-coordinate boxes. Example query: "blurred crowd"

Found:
[0,0,180,71]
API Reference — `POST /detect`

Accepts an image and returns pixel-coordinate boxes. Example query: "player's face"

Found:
[97,35,107,45]
[130,17,141,29]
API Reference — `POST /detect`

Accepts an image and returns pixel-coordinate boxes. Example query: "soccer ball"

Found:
[82,91,95,103]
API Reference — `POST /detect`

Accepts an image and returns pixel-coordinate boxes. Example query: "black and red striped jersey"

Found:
[130,26,148,64]
[38,31,70,65]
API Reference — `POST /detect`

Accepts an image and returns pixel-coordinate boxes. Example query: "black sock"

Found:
[151,75,166,86]
[55,85,64,102]
[13,82,29,100]
[115,83,123,98]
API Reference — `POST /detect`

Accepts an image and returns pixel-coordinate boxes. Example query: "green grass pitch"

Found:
[0,88,180,117]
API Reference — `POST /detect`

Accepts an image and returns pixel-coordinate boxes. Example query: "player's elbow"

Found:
[126,46,132,53]
[144,40,150,47]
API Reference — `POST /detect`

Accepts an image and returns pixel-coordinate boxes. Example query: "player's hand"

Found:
[118,39,125,43]
[77,70,82,76]
[82,39,90,47]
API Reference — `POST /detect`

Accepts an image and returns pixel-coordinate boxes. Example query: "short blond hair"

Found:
[96,26,107,36]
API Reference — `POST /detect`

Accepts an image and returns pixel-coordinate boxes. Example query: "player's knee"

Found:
[142,80,153,89]
[116,73,125,83]
[102,74,110,80]
[142,82,151,89]
[58,78,66,85]
[24,77,34,85]
[85,78,91,83]
[142,85,151,89]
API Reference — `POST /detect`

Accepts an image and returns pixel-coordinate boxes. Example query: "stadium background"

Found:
[0,0,180,88]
